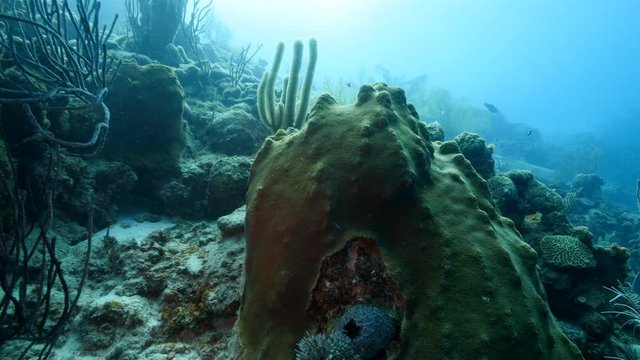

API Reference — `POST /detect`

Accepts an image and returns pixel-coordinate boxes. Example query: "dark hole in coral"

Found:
[308,237,406,331]
[343,318,361,339]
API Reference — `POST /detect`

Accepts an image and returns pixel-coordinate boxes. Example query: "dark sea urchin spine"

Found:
[295,332,360,360]
[295,304,397,360]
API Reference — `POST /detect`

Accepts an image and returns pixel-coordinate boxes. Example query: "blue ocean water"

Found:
[206,0,640,208]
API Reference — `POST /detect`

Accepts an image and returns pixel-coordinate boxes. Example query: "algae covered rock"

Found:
[57,158,138,229]
[488,174,517,210]
[238,83,583,359]
[203,105,270,155]
[217,206,246,237]
[154,154,251,219]
[76,295,151,351]
[105,62,185,176]
[453,131,495,179]
[206,155,252,218]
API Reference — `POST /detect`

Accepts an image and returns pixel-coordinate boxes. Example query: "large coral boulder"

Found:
[202,105,270,155]
[105,62,185,176]
[238,83,583,359]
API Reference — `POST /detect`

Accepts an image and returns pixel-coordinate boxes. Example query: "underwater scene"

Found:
[0,0,639,359]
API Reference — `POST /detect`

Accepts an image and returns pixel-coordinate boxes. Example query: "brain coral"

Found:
[238,83,583,359]
[540,235,596,268]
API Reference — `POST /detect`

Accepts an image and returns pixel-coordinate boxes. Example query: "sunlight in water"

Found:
[215,0,372,42]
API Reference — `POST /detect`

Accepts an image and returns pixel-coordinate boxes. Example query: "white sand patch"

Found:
[92,213,174,245]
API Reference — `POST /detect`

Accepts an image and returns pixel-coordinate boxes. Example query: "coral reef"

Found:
[486,165,632,359]
[3,3,636,357]
[537,227,628,359]
[563,174,640,274]
[488,170,569,236]
[238,83,582,359]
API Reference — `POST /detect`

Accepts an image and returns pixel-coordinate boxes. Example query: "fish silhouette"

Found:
[484,103,499,113]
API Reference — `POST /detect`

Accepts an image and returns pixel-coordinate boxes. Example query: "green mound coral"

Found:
[540,235,596,268]
[238,83,583,359]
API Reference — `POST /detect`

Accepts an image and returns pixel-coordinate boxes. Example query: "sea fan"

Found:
[604,275,640,335]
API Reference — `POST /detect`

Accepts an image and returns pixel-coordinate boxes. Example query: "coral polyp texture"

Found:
[238,83,583,359]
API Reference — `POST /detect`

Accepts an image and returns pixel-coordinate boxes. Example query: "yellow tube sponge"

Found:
[256,39,318,132]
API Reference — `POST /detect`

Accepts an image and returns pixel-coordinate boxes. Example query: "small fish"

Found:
[345,82,352,88]
[527,129,533,136]
[484,103,499,113]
